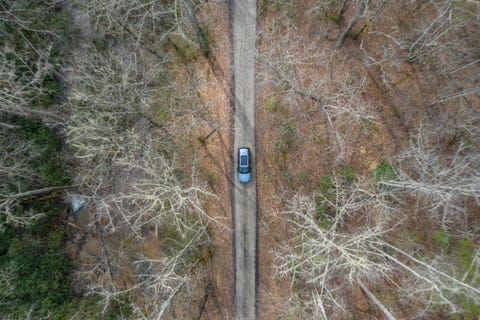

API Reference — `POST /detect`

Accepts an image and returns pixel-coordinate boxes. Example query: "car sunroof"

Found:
[240,155,247,166]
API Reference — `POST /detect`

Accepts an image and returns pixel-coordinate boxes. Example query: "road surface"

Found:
[231,0,257,319]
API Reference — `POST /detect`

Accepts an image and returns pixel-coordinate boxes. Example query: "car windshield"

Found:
[239,167,249,174]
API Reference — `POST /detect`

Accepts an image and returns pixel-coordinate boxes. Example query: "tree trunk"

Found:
[357,279,397,320]
[408,0,455,55]
[181,0,209,57]
[336,0,367,49]
[337,0,351,22]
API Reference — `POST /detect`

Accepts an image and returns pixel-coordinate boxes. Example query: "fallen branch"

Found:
[357,279,397,320]
[0,185,79,200]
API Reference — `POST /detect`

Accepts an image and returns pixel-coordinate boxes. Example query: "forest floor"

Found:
[254,1,479,319]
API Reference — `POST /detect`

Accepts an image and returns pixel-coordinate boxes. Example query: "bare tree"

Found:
[75,0,209,57]
[0,265,16,306]
[94,152,218,237]
[74,0,175,43]
[1,0,222,317]
[274,176,396,317]
[63,40,222,229]
[337,0,352,22]
[64,8,221,315]
[131,221,209,318]
[357,279,397,320]
[378,242,480,317]
[260,1,480,319]
[358,0,480,95]
[64,42,163,185]
[0,186,77,229]
[0,133,39,188]
[379,124,480,228]
[0,127,74,227]
[0,45,62,123]
[257,20,376,163]
[407,0,455,61]
[180,0,209,56]
[74,176,215,317]
[0,0,67,124]
[275,167,480,317]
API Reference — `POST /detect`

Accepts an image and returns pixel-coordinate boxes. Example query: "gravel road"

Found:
[231,0,257,319]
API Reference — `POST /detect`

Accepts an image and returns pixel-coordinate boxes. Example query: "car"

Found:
[237,147,252,183]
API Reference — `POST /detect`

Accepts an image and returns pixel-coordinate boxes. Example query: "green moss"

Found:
[361,118,379,132]
[346,71,357,84]
[298,171,310,184]
[325,13,341,24]
[168,34,201,62]
[160,217,209,270]
[458,238,474,272]
[314,175,337,229]
[198,26,210,56]
[347,22,369,41]
[460,296,480,320]
[39,77,62,107]
[0,116,71,319]
[452,2,479,24]
[337,166,357,183]
[432,230,451,252]
[103,293,134,320]
[1,0,72,109]
[265,97,276,112]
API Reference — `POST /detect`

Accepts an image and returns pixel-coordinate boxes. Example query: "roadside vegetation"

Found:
[0,1,74,317]
[1,0,224,318]
[258,0,479,319]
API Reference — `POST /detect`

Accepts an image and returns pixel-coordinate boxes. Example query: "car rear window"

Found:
[240,155,248,166]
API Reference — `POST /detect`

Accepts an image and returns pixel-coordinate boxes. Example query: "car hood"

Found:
[238,172,252,184]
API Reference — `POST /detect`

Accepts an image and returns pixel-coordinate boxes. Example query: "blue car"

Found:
[237,147,252,183]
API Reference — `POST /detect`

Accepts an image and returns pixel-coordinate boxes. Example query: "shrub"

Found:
[373,160,399,187]
[12,116,70,187]
[432,230,451,252]
[317,175,336,199]
[265,97,276,112]
[275,121,298,157]
[2,236,72,316]
[168,34,201,62]
[337,166,357,183]
[458,238,474,273]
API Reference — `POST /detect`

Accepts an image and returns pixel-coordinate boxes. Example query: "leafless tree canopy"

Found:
[257,15,376,164]
[61,0,220,316]
[260,2,480,316]
[381,124,480,228]
[275,170,480,317]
